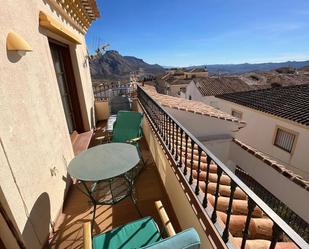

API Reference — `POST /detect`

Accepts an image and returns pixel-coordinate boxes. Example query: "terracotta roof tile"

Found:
[168,79,192,85]
[233,139,309,191]
[193,77,253,96]
[217,84,309,126]
[141,85,246,126]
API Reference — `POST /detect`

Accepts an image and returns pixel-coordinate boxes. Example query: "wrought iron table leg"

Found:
[92,203,97,231]
[131,193,142,217]
[81,181,98,233]
[130,169,142,217]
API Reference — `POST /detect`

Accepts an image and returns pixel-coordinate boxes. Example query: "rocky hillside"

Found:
[90,50,165,80]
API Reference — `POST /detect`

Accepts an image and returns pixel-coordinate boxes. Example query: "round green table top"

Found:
[68,143,140,181]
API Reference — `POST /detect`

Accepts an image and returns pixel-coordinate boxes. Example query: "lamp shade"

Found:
[6,32,32,51]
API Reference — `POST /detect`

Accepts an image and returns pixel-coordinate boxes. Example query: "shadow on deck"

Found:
[47,122,180,249]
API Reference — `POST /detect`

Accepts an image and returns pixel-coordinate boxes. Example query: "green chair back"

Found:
[112,111,143,144]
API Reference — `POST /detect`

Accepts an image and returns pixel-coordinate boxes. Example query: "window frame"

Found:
[231,108,243,119]
[273,126,298,154]
[49,39,85,134]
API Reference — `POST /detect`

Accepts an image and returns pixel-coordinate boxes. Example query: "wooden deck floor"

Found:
[47,123,180,249]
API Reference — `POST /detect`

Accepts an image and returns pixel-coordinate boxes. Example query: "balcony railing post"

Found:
[202,156,212,208]
[159,109,163,137]
[241,197,256,249]
[195,147,202,195]
[269,224,283,249]
[183,134,188,175]
[177,129,183,168]
[222,180,237,243]
[168,117,171,150]
[175,124,179,161]
[172,121,175,155]
[163,113,166,142]
[166,115,169,146]
[189,139,194,184]
[211,167,223,223]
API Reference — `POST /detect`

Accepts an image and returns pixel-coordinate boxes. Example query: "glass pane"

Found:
[50,48,62,73]
[50,43,76,134]
[57,74,67,96]
[62,96,72,118]
[65,112,74,134]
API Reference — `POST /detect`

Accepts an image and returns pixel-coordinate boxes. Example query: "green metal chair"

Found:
[111,110,144,161]
[111,111,143,145]
[110,111,144,181]
[83,201,201,249]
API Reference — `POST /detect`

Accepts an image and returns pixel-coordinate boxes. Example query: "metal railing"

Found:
[93,82,136,101]
[236,167,309,243]
[137,85,308,249]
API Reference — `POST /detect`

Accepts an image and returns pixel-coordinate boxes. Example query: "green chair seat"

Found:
[92,217,162,249]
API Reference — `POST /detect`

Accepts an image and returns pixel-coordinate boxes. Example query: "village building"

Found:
[0,1,308,249]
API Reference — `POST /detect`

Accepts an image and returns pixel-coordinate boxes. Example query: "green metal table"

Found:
[68,143,141,227]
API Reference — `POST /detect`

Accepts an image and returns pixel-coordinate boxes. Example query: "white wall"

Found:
[215,98,309,180]
[185,82,221,109]
[185,80,203,101]
[0,1,94,248]
[204,140,309,223]
[165,108,241,141]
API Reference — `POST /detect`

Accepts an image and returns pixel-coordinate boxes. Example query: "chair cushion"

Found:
[92,217,162,249]
[140,228,200,249]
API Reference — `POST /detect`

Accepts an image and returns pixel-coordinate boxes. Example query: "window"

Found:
[180,87,186,93]
[49,40,84,134]
[274,128,297,153]
[231,109,242,119]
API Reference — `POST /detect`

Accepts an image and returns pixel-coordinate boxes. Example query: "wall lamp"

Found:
[6,32,32,56]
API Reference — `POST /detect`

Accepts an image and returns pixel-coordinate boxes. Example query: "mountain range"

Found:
[90,50,165,80]
[90,50,309,80]
[199,61,309,75]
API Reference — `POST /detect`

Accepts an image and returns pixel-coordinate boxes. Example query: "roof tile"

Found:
[217,84,309,126]
[141,85,245,126]
[193,77,253,96]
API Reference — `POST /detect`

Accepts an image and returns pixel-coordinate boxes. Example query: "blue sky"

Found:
[86,0,309,67]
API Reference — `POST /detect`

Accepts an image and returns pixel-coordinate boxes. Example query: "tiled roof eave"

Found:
[233,139,309,191]
[141,85,246,128]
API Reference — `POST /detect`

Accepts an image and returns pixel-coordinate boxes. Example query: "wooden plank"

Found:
[72,131,93,155]
[155,200,176,237]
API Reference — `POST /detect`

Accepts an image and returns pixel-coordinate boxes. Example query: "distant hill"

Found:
[189,60,309,75]
[90,50,165,80]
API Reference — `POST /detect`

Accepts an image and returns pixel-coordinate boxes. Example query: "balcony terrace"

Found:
[47,83,308,249]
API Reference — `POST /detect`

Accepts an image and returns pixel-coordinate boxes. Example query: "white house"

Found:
[184,77,255,106]
[212,84,309,181]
